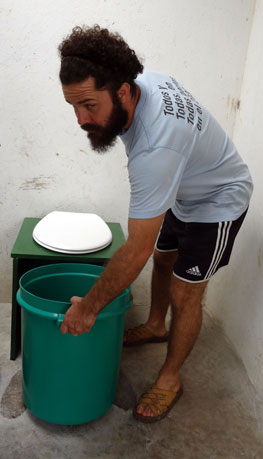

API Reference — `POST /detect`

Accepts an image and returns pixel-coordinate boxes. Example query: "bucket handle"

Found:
[56,314,64,327]
[17,294,76,329]
[17,290,64,322]
[17,290,133,325]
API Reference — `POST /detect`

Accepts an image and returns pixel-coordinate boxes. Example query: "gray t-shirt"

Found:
[120,71,253,222]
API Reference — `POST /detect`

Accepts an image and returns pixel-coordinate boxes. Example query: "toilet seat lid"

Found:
[33,211,112,254]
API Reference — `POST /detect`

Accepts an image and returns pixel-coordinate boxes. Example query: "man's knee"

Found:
[170,277,208,313]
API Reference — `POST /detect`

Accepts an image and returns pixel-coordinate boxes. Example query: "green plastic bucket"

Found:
[16,263,132,425]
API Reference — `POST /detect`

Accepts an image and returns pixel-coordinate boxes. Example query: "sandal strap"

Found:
[137,385,182,414]
[124,324,156,341]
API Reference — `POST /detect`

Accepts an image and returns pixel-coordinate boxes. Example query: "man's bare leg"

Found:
[124,249,177,343]
[143,249,178,336]
[136,275,208,417]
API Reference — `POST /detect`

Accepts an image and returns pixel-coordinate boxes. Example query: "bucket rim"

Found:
[17,289,132,322]
[17,262,132,321]
[19,262,131,305]
[20,272,99,307]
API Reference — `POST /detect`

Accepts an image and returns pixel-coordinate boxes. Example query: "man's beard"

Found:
[81,92,129,153]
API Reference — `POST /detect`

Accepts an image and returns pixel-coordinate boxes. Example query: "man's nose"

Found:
[76,107,92,125]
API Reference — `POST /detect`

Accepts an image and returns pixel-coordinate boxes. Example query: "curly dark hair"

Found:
[58,25,144,97]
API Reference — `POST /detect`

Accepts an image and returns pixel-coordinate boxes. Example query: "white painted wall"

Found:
[1,0,261,393]
[0,0,254,301]
[206,0,263,397]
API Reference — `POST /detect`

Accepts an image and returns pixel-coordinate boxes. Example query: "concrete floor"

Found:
[0,302,263,459]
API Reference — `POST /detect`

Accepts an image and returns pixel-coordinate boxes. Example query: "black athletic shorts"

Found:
[155,208,248,283]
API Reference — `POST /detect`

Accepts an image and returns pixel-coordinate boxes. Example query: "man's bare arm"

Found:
[60,213,165,335]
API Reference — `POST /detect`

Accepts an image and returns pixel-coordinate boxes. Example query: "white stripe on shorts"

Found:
[155,247,179,252]
[154,220,164,251]
[204,221,232,280]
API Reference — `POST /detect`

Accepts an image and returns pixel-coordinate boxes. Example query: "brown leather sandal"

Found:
[133,384,183,423]
[123,324,169,347]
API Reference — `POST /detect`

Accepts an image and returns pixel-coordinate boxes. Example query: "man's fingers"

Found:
[59,298,97,336]
[70,296,82,304]
[68,325,83,335]
[60,318,92,335]
[60,322,68,334]
[60,322,81,335]
[69,331,79,337]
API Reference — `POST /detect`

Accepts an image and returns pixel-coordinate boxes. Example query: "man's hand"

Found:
[60,296,97,336]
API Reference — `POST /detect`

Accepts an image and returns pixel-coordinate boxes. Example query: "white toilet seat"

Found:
[33,211,112,254]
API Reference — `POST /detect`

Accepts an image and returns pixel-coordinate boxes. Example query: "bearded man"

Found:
[58,25,253,423]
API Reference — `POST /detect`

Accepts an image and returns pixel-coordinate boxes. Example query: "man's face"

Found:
[62,77,128,153]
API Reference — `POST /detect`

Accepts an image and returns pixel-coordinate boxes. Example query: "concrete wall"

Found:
[206,0,263,397]
[0,0,254,300]
[1,0,259,392]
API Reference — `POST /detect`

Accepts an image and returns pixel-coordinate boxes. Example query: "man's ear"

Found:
[117,82,131,104]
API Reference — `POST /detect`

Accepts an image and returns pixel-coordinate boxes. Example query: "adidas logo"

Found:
[186,266,201,276]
